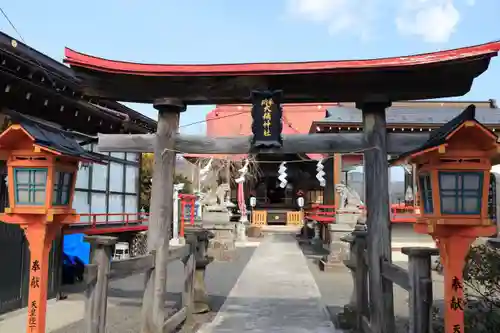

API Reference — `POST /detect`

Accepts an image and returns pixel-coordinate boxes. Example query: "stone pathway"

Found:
[197,234,340,333]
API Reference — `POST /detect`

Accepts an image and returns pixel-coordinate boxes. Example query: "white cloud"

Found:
[286,0,377,39]
[287,0,472,43]
[395,0,460,43]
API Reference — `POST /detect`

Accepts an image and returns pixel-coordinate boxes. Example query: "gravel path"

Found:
[299,239,445,332]
[50,246,256,333]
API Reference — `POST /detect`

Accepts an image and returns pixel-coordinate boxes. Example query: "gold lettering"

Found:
[261,98,274,113]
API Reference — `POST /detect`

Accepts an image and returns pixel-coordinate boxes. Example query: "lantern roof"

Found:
[391,104,499,164]
[0,117,104,164]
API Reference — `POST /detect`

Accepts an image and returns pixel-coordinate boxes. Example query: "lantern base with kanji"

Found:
[0,120,103,333]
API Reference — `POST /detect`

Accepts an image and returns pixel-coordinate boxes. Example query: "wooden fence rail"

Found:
[83,234,200,333]
[342,227,438,333]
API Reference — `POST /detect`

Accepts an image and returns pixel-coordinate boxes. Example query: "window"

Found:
[14,168,47,205]
[53,171,73,205]
[439,171,483,215]
[419,173,433,213]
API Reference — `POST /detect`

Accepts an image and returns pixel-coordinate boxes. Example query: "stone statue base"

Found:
[204,205,229,212]
[202,210,230,222]
[319,223,354,272]
[336,208,361,225]
[203,222,237,262]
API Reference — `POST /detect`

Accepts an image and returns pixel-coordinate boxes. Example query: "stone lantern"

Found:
[392,105,498,333]
[0,121,103,333]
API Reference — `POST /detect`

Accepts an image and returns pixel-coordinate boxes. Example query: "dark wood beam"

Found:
[360,102,395,333]
[97,132,431,155]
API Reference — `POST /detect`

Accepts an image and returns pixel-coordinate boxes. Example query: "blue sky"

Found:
[1,0,499,180]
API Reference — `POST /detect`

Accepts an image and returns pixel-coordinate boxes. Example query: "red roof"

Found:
[65,41,500,76]
[64,41,500,103]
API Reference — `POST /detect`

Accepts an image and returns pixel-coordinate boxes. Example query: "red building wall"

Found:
[206,103,335,137]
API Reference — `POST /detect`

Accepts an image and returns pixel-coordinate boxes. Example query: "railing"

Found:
[83,233,202,333]
[306,204,336,223]
[305,204,420,224]
[251,210,267,225]
[342,229,438,333]
[65,195,200,235]
[287,211,303,225]
[64,213,149,234]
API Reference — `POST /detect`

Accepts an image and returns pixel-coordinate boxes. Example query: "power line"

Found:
[0,8,135,127]
[180,109,304,133]
[0,9,307,134]
[0,10,310,135]
[0,7,57,87]
[179,110,246,128]
[0,7,24,43]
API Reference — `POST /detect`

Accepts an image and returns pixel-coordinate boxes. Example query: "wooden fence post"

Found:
[84,235,117,333]
[182,234,197,326]
[402,247,439,333]
[353,229,369,331]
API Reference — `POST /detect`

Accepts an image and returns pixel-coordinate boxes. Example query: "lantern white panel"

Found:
[109,162,124,192]
[125,165,139,194]
[90,192,107,224]
[75,164,90,189]
[73,190,90,223]
[91,164,107,191]
[111,152,125,159]
[108,194,124,222]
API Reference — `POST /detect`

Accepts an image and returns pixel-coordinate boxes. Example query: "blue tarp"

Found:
[63,233,90,265]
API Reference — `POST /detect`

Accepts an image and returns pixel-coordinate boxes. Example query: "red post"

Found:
[190,198,195,225]
[180,201,185,237]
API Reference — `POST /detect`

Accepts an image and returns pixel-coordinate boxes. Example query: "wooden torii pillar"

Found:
[357,101,395,333]
[141,98,186,333]
[333,153,342,207]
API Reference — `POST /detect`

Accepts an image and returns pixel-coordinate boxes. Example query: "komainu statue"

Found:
[335,183,364,225]
[200,174,232,212]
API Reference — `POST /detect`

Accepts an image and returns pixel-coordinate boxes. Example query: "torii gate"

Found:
[64,41,500,333]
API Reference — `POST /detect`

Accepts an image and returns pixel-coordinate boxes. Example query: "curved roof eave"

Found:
[64,41,500,76]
